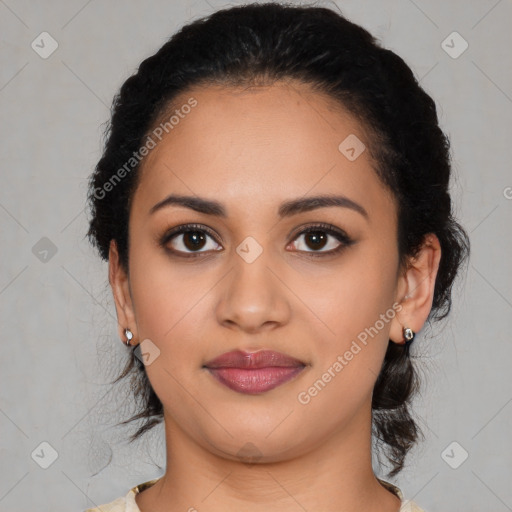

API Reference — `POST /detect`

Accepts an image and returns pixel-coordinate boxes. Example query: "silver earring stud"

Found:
[403,327,415,355]
[124,329,133,346]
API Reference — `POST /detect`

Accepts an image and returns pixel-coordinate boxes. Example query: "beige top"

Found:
[84,477,426,511]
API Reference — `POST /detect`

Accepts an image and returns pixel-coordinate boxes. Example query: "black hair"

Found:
[87,1,470,477]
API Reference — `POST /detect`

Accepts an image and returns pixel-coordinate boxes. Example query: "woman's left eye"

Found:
[288,223,354,257]
[158,222,354,258]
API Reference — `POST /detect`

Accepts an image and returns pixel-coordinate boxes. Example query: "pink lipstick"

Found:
[203,350,306,394]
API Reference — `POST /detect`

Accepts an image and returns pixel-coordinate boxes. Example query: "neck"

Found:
[135,400,401,512]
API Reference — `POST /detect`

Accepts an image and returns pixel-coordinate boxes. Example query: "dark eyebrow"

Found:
[278,195,368,220]
[150,194,226,217]
[149,194,368,220]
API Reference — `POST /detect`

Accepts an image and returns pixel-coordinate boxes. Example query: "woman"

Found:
[85,2,469,511]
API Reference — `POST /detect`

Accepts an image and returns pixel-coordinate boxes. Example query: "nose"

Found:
[215,250,291,334]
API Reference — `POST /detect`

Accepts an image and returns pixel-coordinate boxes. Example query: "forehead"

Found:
[132,81,395,221]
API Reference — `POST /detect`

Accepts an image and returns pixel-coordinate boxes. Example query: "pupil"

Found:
[184,231,206,251]
[307,231,326,250]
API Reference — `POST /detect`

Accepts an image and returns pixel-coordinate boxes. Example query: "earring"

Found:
[403,327,415,356]
[124,328,133,346]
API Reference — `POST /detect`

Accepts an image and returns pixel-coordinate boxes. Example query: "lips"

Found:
[204,349,305,369]
[203,350,306,394]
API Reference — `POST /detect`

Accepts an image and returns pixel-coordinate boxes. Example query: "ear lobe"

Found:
[108,240,137,343]
[390,233,442,344]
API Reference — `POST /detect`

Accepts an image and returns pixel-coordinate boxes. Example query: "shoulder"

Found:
[85,478,427,512]
[400,499,427,512]
[83,478,160,512]
[83,494,131,512]
[378,478,427,512]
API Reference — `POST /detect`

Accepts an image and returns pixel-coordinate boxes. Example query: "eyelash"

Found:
[158,222,355,259]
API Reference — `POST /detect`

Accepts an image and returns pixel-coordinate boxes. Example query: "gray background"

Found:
[1,0,511,510]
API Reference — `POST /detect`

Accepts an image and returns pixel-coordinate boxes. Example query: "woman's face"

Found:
[116,81,408,462]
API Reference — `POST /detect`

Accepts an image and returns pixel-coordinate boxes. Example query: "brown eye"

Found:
[160,224,222,257]
[303,231,329,251]
[181,230,208,251]
[289,223,355,257]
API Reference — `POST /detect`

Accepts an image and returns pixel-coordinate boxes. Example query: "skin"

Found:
[109,80,441,512]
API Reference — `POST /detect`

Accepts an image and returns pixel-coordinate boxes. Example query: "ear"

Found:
[108,239,138,345]
[389,233,442,345]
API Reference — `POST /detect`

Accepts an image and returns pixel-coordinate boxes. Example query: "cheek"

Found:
[128,256,206,407]
[292,237,399,352]
[291,247,399,427]
[127,242,216,394]
[127,236,199,340]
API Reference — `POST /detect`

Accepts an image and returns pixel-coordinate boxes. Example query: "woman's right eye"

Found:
[159,224,223,258]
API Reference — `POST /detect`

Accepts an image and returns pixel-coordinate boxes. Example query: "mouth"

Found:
[203,349,307,394]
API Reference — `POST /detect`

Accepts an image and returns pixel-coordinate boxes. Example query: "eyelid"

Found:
[288,222,351,242]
